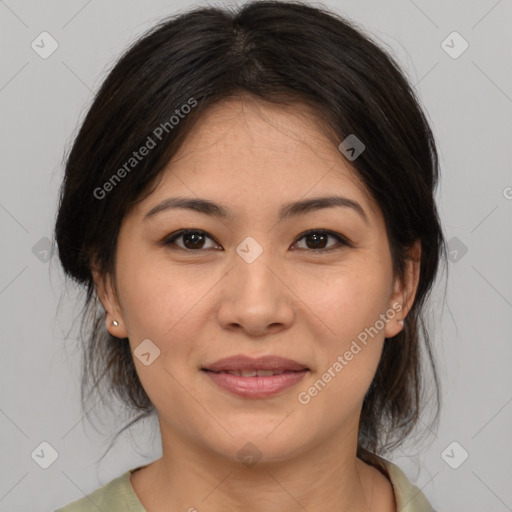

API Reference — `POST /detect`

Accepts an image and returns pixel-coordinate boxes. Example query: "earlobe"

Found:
[384,293,405,338]
[384,240,421,339]
[91,267,128,339]
[109,318,127,339]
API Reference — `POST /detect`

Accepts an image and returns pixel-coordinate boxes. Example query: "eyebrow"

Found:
[144,195,368,224]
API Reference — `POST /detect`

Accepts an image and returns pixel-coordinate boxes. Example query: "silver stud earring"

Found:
[112,320,119,326]
[397,319,404,326]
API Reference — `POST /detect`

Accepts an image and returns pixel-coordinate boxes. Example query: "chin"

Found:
[200,429,307,466]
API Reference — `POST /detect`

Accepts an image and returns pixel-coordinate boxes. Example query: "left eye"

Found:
[293,230,349,251]
[162,229,349,252]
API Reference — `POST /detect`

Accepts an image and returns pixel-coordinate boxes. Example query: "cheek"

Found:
[116,246,201,336]
[296,278,388,429]
[116,253,217,377]
[297,259,392,343]
[298,341,383,440]
[115,262,211,415]
[293,261,391,417]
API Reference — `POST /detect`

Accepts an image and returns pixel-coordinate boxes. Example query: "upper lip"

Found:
[202,355,309,372]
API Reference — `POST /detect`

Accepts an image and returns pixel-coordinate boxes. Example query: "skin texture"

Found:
[93,95,420,512]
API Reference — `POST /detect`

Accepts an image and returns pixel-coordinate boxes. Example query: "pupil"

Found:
[308,233,326,249]
[184,232,204,249]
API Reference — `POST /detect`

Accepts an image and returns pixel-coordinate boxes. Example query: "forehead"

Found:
[134,96,379,220]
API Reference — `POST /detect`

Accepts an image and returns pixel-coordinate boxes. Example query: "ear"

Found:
[384,240,421,338]
[91,265,128,339]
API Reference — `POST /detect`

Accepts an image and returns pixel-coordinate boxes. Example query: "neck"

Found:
[131,421,388,512]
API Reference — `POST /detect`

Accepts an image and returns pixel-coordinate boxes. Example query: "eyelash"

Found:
[161,229,351,253]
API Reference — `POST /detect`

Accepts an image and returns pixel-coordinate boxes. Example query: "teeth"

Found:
[222,369,287,377]
[241,370,258,377]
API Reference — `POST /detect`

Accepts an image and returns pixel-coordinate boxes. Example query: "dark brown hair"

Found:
[54,0,446,470]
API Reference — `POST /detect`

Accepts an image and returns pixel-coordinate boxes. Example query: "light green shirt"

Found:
[53,459,435,511]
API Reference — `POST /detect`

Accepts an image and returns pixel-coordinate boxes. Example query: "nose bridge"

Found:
[217,235,294,334]
[233,234,280,299]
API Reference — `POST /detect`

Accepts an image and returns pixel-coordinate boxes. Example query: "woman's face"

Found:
[95,96,418,464]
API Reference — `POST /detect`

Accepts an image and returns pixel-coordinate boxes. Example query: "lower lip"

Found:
[202,370,309,398]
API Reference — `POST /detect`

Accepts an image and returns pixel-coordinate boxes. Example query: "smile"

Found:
[202,369,309,398]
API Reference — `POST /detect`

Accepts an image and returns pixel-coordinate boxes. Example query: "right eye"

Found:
[162,229,221,251]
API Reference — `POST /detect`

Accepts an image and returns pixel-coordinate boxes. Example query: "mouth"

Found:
[201,355,310,399]
[202,354,309,373]
[203,369,304,377]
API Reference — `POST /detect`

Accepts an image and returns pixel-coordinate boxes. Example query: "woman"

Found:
[53,1,446,510]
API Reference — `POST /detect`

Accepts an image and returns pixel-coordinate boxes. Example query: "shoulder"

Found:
[52,469,144,512]
[378,458,436,512]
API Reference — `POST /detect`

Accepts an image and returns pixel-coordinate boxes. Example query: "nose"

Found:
[216,247,295,337]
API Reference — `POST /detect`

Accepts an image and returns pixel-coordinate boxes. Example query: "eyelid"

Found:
[294,229,352,251]
[161,229,222,251]
[162,228,352,252]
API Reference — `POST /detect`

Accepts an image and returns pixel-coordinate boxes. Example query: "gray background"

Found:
[1,0,511,510]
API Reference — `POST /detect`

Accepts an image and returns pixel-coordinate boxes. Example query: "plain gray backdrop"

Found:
[1,0,511,510]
